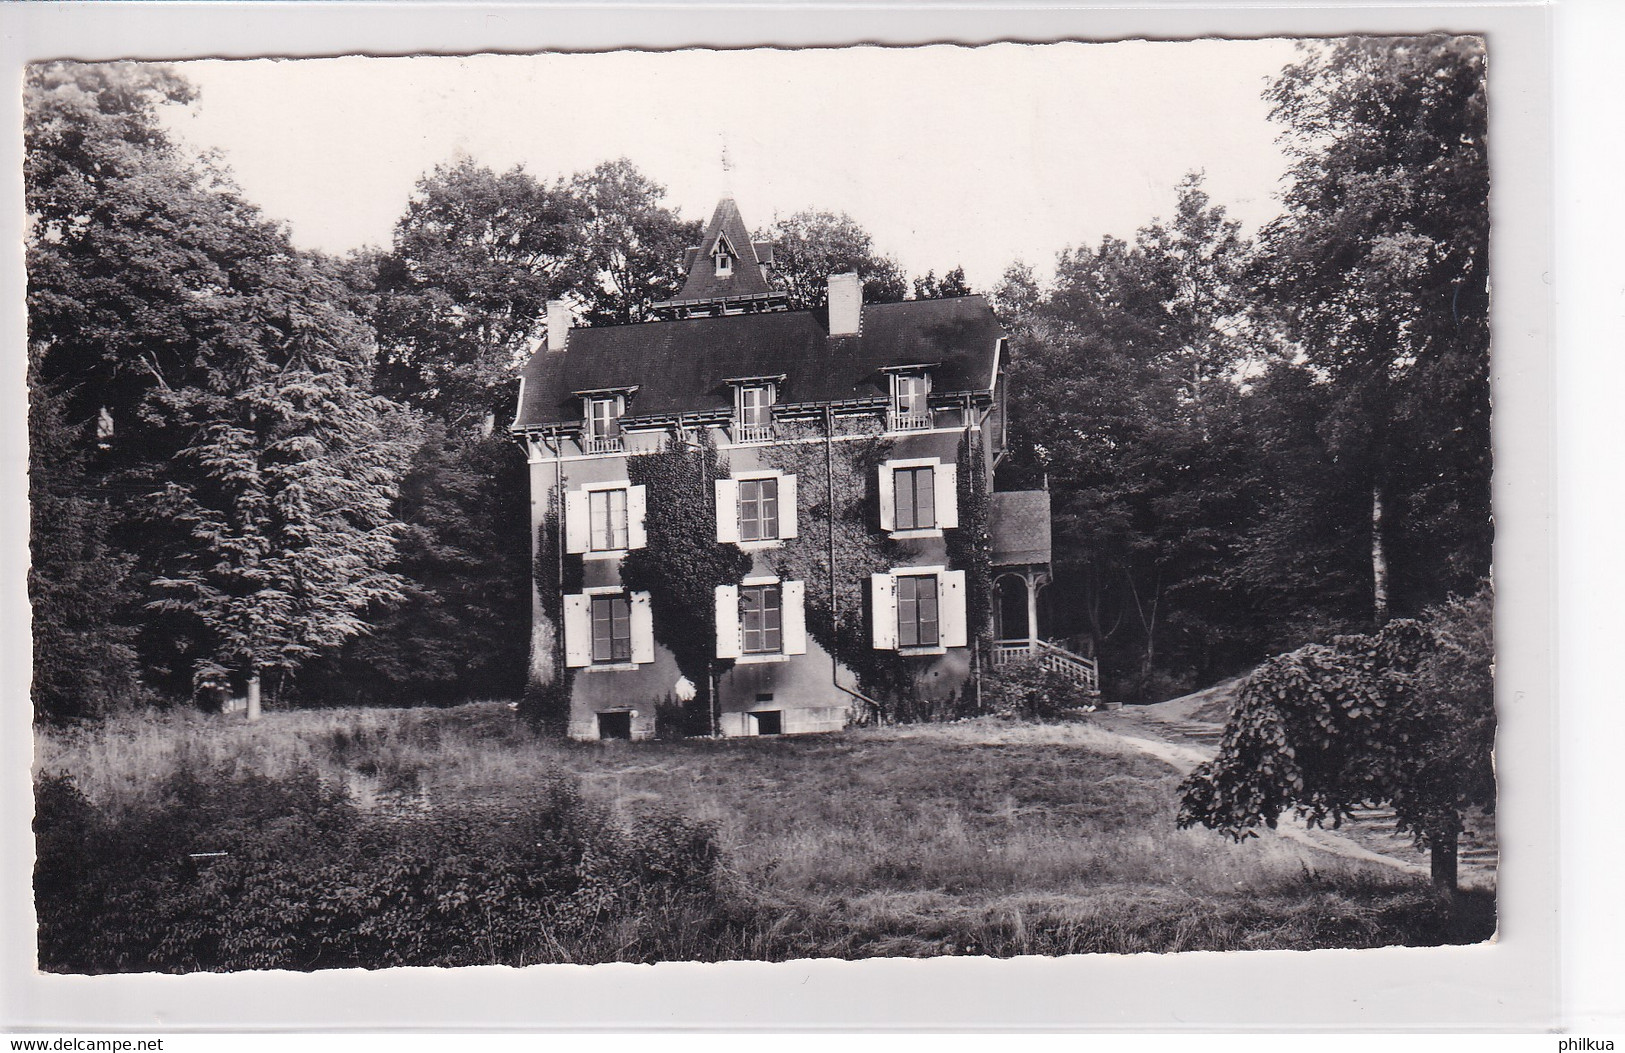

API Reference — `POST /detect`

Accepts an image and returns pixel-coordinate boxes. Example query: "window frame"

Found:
[893,464,937,531]
[739,582,784,655]
[587,487,629,552]
[590,592,633,665]
[738,475,780,543]
[895,573,941,650]
[888,370,933,430]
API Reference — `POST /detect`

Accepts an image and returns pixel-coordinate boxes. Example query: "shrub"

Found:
[981,655,1094,719]
[35,766,728,972]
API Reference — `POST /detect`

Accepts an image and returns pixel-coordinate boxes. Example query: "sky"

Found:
[161,40,1307,291]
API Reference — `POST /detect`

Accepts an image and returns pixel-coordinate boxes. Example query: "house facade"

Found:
[511,196,1091,740]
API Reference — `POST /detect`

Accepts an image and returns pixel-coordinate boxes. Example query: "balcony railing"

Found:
[731,421,776,445]
[583,434,624,454]
[888,410,932,432]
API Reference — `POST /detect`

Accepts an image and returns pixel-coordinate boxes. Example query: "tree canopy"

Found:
[760,209,908,308]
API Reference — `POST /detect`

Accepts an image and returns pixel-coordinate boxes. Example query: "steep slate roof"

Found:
[514,295,1005,429]
[664,196,776,304]
[990,490,1052,566]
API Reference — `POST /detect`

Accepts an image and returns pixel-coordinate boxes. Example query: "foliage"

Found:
[758,430,915,707]
[946,433,994,654]
[35,766,725,972]
[1257,36,1491,617]
[621,434,753,730]
[912,265,972,300]
[139,249,421,694]
[1177,582,1495,885]
[998,175,1261,698]
[570,158,702,325]
[979,656,1093,720]
[27,376,145,723]
[299,428,531,706]
[520,493,580,729]
[759,210,908,308]
[373,158,581,430]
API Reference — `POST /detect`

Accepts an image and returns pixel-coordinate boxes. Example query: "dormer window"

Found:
[583,393,625,454]
[712,236,736,278]
[889,370,932,431]
[735,382,774,443]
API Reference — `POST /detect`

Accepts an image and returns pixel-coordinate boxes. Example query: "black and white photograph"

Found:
[22,29,1509,983]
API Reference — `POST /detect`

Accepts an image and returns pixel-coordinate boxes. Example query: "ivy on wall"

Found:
[520,488,580,730]
[761,431,916,709]
[622,433,752,733]
[947,432,994,654]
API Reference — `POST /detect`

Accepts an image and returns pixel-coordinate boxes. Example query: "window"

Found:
[588,488,629,551]
[739,477,779,542]
[879,458,956,535]
[564,590,652,668]
[715,580,807,660]
[740,584,783,654]
[586,396,620,438]
[591,594,632,664]
[894,465,936,530]
[716,473,797,545]
[891,372,931,430]
[870,569,967,652]
[715,251,732,277]
[896,574,940,649]
[733,383,775,443]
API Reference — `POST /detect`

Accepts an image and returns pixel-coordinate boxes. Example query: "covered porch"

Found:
[989,490,1099,695]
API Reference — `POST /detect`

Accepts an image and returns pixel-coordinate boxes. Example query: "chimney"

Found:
[827,272,862,337]
[546,300,572,353]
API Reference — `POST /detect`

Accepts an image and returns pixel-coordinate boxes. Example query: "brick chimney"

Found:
[546,300,572,353]
[827,272,862,337]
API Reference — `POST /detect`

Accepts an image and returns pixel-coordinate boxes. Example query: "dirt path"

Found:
[1086,711,1482,885]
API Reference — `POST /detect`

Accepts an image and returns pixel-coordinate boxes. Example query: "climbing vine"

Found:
[761,434,914,710]
[622,433,752,733]
[946,432,994,656]
[520,486,580,731]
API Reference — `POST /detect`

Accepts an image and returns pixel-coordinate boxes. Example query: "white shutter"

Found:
[870,573,897,650]
[714,584,741,659]
[878,462,896,532]
[563,490,589,553]
[939,570,968,647]
[779,473,799,539]
[630,590,654,664]
[936,460,959,529]
[563,594,592,667]
[715,478,740,544]
[626,485,647,550]
[782,580,807,655]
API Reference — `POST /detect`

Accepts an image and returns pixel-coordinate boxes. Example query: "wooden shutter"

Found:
[939,570,968,647]
[626,485,647,550]
[715,478,740,544]
[563,489,590,553]
[870,573,897,650]
[782,579,807,655]
[714,584,741,658]
[936,460,959,529]
[877,462,895,532]
[630,590,654,664]
[779,474,798,539]
[563,594,592,667]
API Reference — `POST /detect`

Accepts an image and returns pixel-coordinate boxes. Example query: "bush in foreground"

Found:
[35,766,725,972]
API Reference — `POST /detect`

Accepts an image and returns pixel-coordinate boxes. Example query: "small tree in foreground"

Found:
[1177,584,1494,889]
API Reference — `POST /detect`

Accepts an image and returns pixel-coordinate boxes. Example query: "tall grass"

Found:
[34,704,1494,969]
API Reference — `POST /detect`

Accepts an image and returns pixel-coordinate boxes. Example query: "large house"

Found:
[511,196,1094,740]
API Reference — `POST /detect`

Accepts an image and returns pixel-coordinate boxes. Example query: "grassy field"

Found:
[33,703,1495,969]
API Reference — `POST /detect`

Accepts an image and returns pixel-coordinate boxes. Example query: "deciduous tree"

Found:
[760,210,907,308]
